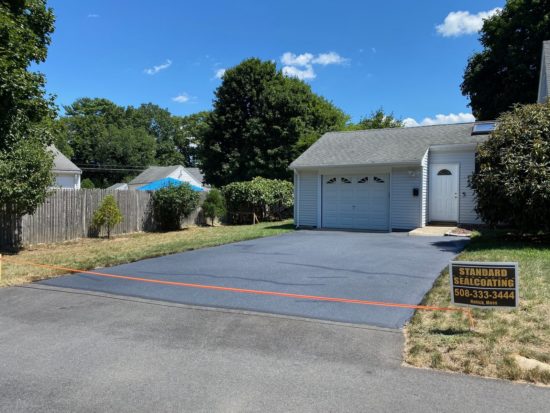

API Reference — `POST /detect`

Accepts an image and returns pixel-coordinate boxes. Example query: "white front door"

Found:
[322,174,389,230]
[429,164,459,222]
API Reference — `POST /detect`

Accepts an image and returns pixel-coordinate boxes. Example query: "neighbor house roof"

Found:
[136,177,203,192]
[186,167,204,185]
[48,145,81,173]
[538,40,550,103]
[128,165,181,186]
[290,123,490,169]
[107,183,128,190]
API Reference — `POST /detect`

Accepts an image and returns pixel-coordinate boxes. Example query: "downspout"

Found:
[295,169,300,228]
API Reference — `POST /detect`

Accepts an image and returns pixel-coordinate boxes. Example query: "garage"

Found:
[322,174,389,230]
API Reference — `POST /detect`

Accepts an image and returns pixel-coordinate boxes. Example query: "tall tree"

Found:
[199,58,348,186]
[345,108,403,130]
[0,0,56,215]
[57,98,156,187]
[461,0,550,120]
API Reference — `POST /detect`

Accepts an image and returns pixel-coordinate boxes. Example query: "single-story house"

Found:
[290,122,494,231]
[49,145,82,189]
[537,40,549,103]
[127,165,205,190]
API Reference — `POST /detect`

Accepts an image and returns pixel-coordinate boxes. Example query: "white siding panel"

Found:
[421,151,429,227]
[297,172,318,227]
[429,150,480,224]
[391,167,422,230]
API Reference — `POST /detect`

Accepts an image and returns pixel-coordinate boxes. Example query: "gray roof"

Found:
[48,145,81,173]
[107,183,128,190]
[128,165,181,185]
[290,123,489,168]
[186,167,204,185]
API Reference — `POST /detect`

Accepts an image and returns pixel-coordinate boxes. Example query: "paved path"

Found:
[40,231,468,329]
[0,286,547,413]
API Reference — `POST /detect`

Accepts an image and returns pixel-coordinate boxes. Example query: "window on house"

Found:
[341,177,351,183]
[437,169,452,176]
[326,177,336,184]
[373,176,385,183]
[357,177,368,183]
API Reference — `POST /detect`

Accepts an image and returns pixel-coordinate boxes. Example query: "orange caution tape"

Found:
[1,256,473,318]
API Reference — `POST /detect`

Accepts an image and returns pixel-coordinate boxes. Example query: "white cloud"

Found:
[404,112,476,127]
[214,68,226,79]
[282,65,316,80]
[172,93,191,103]
[144,59,172,75]
[436,8,501,37]
[87,14,100,18]
[311,51,348,65]
[280,51,348,81]
[281,52,314,67]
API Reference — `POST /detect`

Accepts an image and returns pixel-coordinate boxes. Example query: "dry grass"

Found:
[405,230,550,385]
[0,220,294,287]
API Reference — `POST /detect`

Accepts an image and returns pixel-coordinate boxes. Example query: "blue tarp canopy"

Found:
[137,177,203,192]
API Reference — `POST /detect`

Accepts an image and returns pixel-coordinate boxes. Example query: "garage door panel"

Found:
[322,174,389,231]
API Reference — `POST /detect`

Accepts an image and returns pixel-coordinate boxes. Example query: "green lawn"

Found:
[0,220,294,287]
[405,230,550,385]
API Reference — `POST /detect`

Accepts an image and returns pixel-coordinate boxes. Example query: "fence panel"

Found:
[0,189,205,248]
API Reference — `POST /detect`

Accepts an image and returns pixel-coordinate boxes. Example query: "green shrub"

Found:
[152,183,201,230]
[81,178,95,189]
[92,195,123,238]
[202,189,226,226]
[469,102,550,232]
[222,177,293,223]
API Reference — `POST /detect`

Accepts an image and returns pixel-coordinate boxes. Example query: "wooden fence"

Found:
[0,189,205,249]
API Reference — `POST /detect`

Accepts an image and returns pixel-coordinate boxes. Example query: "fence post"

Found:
[0,253,2,282]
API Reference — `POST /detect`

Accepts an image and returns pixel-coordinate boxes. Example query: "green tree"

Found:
[152,183,201,230]
[81,178,95,189]
[469,102,550,231]
[345,108,404,131]
[461,1,550,120]
[92,195,123,239]
[0,0,56,216]
[200,58,348,186]
[58,98,156,187]
[202,189,226,226]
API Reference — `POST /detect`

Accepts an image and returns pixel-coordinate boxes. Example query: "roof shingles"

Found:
[290,123,488,168]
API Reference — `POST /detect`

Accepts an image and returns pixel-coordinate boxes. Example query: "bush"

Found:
[92,195,123,238]
[202,189,226,226]
[469,102,550,232]
[81,178,95,189]
[222,177,293,223]
[152,183,201,230]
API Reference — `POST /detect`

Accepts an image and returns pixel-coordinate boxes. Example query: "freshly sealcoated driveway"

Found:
[40,230,468,329]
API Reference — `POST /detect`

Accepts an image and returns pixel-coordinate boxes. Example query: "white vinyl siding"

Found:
[296,172,318,227]
[53,173,81,189]
[429,150,479,224]
[390,167,422,230]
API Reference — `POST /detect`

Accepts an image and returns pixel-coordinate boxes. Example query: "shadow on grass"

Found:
[262,222,295,231]
[429,327,473,336]
[464,228,550,254]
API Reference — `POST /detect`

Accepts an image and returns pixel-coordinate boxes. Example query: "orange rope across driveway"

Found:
[1,256,475,327]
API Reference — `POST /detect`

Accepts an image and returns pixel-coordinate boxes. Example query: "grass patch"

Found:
[404,229,550,385]
[0,220,294,287]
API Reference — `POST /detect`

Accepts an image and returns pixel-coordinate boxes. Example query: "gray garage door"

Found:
[322,174,389,230]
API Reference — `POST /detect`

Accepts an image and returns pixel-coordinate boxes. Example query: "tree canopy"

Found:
[461,0,550,120]
[345,108,403,130]
[54,99,204,187]
[0,0,56,215]
[199,58,349,186]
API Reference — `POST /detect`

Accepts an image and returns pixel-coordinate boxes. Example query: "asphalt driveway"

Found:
[40,230,468,329]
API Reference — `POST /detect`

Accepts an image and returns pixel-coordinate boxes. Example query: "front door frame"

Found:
[429,163,459,223]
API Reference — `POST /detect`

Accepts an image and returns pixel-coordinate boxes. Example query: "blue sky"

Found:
[40,0,504,125]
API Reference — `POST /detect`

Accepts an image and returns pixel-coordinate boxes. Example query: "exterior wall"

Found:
[295,171,318,227]
[169,167,203,188]
[420,151,429,227]
[53,172,81,189]
[428,149,480,224]
[390,167,422,230]
[538,56,548,103]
